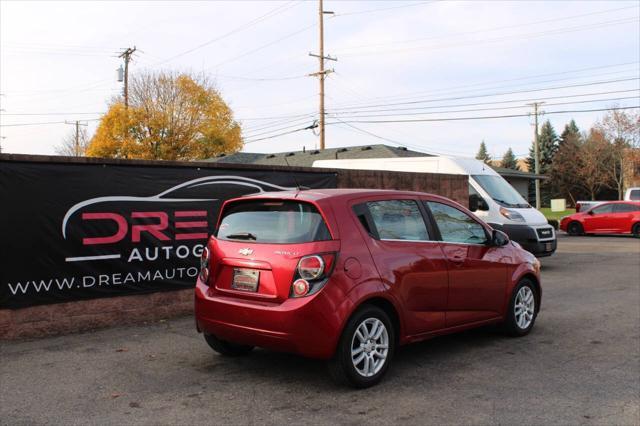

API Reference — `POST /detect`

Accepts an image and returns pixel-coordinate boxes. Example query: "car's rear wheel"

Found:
[567,221,583,236]
[328,305,395,388]
[503,279,538,337]
[632,223,640,238]
[203,333,254,356]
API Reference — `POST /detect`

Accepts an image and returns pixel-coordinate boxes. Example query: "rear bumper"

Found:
[194,279,350,359]
[490,223,557,257]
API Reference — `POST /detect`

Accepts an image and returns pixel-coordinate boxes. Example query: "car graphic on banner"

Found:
[61,175,296,263]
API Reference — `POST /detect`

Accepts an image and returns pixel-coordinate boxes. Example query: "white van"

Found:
[624,187,640,201]
[313,156,556,257]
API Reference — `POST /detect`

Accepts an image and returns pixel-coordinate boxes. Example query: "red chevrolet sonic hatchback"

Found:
[195,189,541,387]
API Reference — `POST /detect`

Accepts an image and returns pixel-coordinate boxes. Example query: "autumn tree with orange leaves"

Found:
[87,71,242,160]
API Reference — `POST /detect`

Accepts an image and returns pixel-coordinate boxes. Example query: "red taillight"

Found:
[297,255,324,280]
[291,253,336,298]
[199,246,210,283]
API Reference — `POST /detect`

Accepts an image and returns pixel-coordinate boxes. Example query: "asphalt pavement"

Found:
[1,234,639,425]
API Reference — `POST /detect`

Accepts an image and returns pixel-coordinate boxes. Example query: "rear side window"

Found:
[365,200,429,241]
[614,203,640,213]
[630,189,640,201]
[426,201,488,244]
[216,200,331,243]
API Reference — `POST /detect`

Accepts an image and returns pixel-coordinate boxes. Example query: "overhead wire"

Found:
[328,77,640,111]
[327,105,639,125]
[328,62,639,109]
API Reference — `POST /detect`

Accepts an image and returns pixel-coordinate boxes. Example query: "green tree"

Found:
[475,140,491,163]
[87,71,242,160]
[526,120,559,174]
[527,120,559,206]
[550,120,584,205]
[500,147,519,170]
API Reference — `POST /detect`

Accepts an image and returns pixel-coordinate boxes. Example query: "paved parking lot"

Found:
[1,234,639,425]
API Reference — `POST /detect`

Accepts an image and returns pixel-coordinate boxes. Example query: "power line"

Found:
[0,112,105,116]
[328,96,639,119]
[339,17,639,58]
[151,1,301,67]
[243,119,317,139]
[241,114,316,134]
[244,122,318,144]
[327,106,639,125]
[329,77,639,111]
[243,119,318,139]
[332,118,470,156]
[334,1,436,17]
[328,62,639,109]
[0,119,101,128]
[327,89,640,115]
[206,22,318,71]
[335,5,638,52]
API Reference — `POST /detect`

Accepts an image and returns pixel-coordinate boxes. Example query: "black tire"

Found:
[632,223,640,238]
[503,279,538,337]
[328,305,395,388]
[567,221,584,236]
[203,333,254,356]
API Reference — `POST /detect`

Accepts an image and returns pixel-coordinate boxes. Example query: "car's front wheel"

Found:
[328,305,395,388]
[504,279,538,337]
[567,221,583,236]
[203,333,254,356]
[632,222,640,238]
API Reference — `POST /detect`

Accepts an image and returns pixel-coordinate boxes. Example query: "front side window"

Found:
[426,201,488,244]
[630,189,640,201]
[217,200,331,243]
[590,204,614,214]
[365,200,429,241]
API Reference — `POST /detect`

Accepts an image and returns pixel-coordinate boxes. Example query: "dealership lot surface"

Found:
[1,235,639,425]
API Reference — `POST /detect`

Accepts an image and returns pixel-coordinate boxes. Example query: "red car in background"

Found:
[560,201,640,237]
[195,189,542,388]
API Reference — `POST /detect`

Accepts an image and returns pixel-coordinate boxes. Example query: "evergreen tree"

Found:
[526,120,559,175]
[559,119,580,148]
[475,140,491,163]
[526,120,559,206]
[500,147,519,170]
[550,120,584,204]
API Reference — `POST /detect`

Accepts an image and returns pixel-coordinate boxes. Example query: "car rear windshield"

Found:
[216,200,332,243]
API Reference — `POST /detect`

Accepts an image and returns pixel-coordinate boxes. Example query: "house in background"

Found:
[208,144,545,204]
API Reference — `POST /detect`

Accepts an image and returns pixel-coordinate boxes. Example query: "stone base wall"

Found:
[0,290,193,340]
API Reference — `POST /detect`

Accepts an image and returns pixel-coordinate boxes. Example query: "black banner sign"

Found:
[0,160,337,309]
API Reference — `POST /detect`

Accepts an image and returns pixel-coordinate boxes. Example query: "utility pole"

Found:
[309,0,336,150]
[65,120,88,157]
[118,47,136,108]
[0,92,5,153]
[527,102,545,209]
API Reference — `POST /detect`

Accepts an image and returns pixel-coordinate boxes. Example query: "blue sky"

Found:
[1,0,638,159]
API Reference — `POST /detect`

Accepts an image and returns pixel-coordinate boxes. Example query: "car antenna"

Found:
[282,154,309,193]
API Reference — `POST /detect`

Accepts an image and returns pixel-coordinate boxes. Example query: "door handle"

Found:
[450,255,465,265]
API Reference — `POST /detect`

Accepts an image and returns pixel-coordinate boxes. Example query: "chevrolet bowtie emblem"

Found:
[238,248,254,256]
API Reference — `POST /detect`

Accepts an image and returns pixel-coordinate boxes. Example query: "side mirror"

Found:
[587,210,594,215]
[491,229,510,247]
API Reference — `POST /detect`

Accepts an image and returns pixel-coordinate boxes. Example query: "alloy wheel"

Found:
[514,286,535,330]
[350,318,389,377]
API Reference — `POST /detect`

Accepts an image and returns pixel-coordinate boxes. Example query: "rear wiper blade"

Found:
[225,232,257,241]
